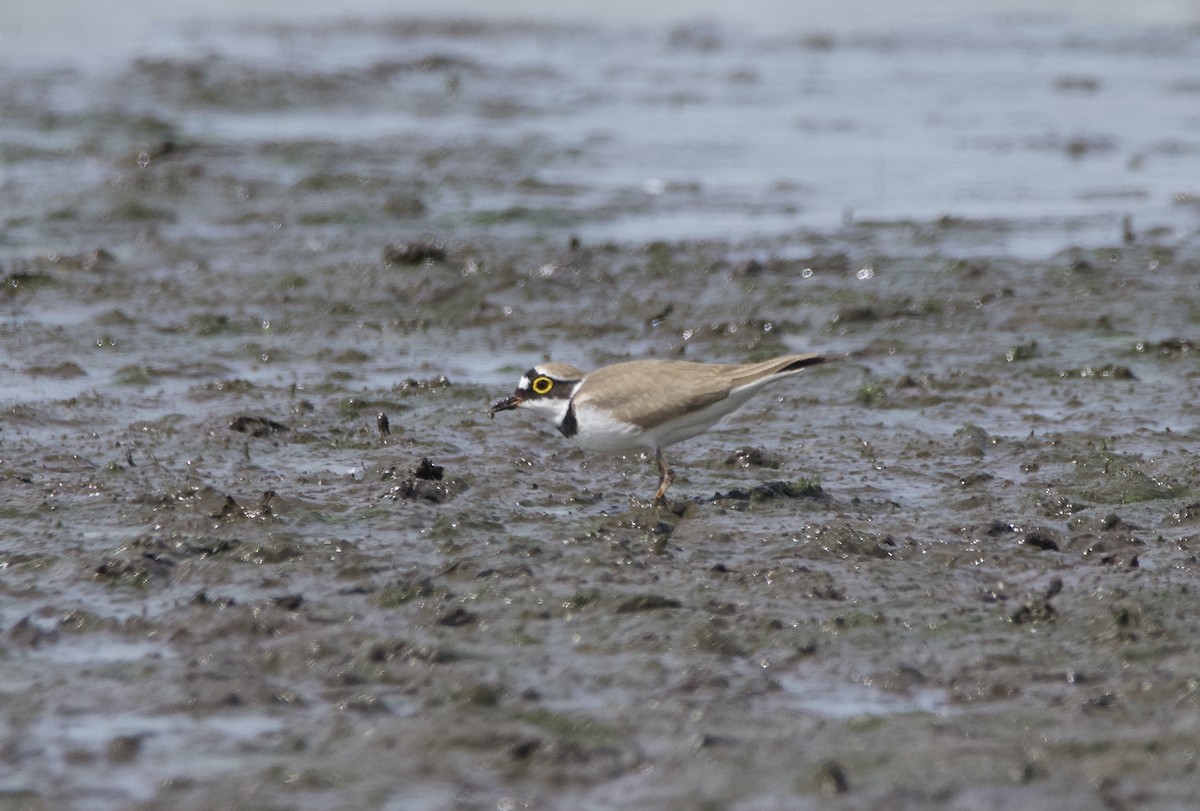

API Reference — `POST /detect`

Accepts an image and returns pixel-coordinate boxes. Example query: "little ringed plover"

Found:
[489,353,826,503]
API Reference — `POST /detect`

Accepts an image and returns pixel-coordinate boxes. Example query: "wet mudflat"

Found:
[3,10,1200,811]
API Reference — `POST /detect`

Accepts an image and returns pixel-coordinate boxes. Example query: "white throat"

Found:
[522,395,572,426]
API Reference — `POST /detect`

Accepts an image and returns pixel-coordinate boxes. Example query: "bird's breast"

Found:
[564,401,649,451]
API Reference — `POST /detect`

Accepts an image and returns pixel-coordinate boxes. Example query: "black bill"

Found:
[488,395,521,418]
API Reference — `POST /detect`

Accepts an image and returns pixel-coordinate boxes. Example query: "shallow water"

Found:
[3,4,1200,810]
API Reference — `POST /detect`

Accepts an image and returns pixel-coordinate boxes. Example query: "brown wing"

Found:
[574,354,823,430]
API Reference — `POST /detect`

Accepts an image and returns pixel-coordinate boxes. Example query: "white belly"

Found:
[571,391,754,453]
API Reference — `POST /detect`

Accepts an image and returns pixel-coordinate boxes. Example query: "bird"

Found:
[488,353,826,504]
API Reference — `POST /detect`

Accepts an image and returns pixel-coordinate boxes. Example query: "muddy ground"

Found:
[3,13,1200,811]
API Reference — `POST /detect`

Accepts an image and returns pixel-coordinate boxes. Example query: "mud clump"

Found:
[95,550,176,586]
[411,457,444,480]
[229,415,290,437]
[437,607,477,627]
[614,594,683,613]
[712,479,826,502]
[1010,577,1063,624]
[1021,527,1062,551]
[723,446,781,469]
[383,241,446,265]
[382,457,464,502]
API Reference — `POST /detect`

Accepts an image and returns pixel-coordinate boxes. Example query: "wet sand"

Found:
[3,11,1200,811]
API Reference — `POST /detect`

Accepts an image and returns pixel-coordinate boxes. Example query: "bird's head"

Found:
[488,363,585,421]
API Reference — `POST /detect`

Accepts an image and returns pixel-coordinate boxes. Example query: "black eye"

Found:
[531,376,554,395]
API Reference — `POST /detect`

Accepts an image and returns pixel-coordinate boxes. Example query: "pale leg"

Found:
[652,448,675,505]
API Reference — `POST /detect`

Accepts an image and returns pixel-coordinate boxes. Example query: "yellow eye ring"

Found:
[531,376,554,395]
